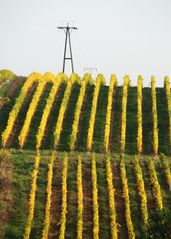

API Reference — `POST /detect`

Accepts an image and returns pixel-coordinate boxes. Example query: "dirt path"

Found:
[82,159,93,239]
[49,159,63,239]
[0,152,13,239]
[141,161,156,212]
[112,160,128,239]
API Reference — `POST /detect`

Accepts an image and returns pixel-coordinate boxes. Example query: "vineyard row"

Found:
[1,73,171,154]
[21,152,170,239]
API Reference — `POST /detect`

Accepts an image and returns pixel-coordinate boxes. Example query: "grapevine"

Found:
[2,72,42,147]
[133,156,148,225]
[120,158,135,239]
[23,151,41,239]
[106,154,118,238]
[92,153,99,239]
[41,151,55,239]
[147,157,163,210]
[69,73,93,150]
[104,75,117,152]
[151,77,158,155]
[36,73,67,149]
[137,76,143,154]
[77,155,83,239]
[59,153,68,239]
[120,76,130,153]
[54,73,80,147]
[87,74,106,151]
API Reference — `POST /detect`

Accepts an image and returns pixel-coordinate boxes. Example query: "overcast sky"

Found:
[0,0,171,86]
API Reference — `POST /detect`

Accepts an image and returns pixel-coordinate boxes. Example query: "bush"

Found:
[0,69,16,81]
[146,209,171,239]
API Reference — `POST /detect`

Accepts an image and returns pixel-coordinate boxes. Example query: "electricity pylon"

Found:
[57,23,77,73]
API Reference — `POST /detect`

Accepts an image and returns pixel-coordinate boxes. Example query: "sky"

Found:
[0,0,171,86]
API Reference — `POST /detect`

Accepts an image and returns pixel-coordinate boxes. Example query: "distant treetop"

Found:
[0,69,16,81]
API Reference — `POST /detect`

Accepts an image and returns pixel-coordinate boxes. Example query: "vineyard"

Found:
[0,72,171,239]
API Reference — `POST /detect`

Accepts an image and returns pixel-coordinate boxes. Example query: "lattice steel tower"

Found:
[57,23,77,73]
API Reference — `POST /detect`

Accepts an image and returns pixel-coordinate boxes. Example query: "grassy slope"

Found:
[42,83,66,149]
[58,84,81,151]
[125,87,137,154]
[0,80,170,155]
[156,88,169,154]
[4,151,35,239]
[30,157,48,239]
[142,88,153,154]
[1,80,171,239]
[76,85,94,151]
[65,156,78,238]
[24,83,53,149]
[93,85,108,153]
[111,86,122,153]
[2,151,171,239]
[10,83,38,148]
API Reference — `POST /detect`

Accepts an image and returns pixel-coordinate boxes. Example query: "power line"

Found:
[84,67,98,74]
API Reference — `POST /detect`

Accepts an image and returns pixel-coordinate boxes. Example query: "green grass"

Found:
[1,150,171,239]
[96,159,111,239]
[0,80,170,155]
[125,87,137,154]
[42,83,66,149]
[4,151,35,239]
[125,158,144,238]
[142,88,153,154]
[10,83,38,148]
[76,85,94,151]
[156,88,169,154]
[58,83,81,151]
[30,157,48,239]
[1,78,171,239]
[111,86,122,153]
[65,156,78,238]
[93,85,109,153]
[24,83,53,149]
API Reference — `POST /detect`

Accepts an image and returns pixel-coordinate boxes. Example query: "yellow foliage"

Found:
[2,72,42,147]
[87,74,106,151]
[54,73,80,147]
[36,73,67,149]
[91,153,99,239]
[120,158,135,239]
[41,151,55,239]
[106,154,118,239]
[151,77,158,155]
[69,73,93,151]
[133,156,148,225]
[77,155,83,239]
[164,76,171,149]
[18,73,56,148]
[137,76,143,154]
[104,75,118,152]
[160,154,171,191]
[23,151,41,239]
[59,153,68,239]
[147,157,163,210]
[120,76,130,153]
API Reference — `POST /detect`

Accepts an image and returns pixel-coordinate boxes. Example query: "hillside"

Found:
[0,72,170,154]
[0,72,171,239]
